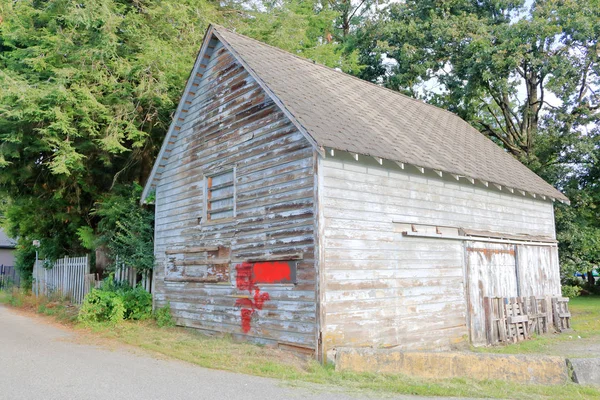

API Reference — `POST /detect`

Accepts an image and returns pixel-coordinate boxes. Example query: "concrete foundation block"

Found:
[568,358,600,386]
[335,348,570,385]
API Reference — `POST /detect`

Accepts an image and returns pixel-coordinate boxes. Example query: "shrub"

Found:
[78,278,153,324]
[563,275,584,287]
[121,286,152,320]
[561,285,582,298]
[92,184,155,274]
[154,302,175,328]
[78,289,125,324]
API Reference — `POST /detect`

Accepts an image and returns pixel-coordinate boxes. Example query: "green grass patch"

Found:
[1,288,78,322]
[569,296,600,337]
[0,290,11,304]
[2,290,600,399]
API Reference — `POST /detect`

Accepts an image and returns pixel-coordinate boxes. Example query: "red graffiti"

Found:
[234,261,292,333]
[239,309,253,333]
[253,261,291,284]
[235,290,270,309]
[235,289,270,333]
[235,262,254,291]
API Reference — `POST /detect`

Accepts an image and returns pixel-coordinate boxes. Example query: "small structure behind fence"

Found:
[114,256,152,292]
[32,255,90,304]
[32,254,152,304]
[0,265,19,289]
[484,296,571,345]
[79,259,152,294]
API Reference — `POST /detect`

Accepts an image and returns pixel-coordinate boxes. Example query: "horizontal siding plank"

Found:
[320,156,555,353]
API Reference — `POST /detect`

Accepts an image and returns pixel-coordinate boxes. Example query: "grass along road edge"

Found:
[1,289,599,400]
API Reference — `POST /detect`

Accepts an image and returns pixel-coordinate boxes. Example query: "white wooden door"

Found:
[465,241,518,346]
[516,245,561,297]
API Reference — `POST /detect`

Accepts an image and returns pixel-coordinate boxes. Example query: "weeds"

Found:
[0,288,78,323]
[154,301,175,327]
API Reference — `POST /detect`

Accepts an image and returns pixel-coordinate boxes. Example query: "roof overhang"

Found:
[322,147,570,205]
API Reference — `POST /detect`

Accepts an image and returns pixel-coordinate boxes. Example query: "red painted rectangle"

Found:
[253,261,292,284]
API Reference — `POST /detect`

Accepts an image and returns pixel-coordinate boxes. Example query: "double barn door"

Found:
[465,241,560,345]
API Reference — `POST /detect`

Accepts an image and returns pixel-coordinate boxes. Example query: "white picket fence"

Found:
[32,255,90,304]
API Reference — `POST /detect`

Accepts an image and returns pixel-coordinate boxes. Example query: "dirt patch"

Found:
[545,336,600,359]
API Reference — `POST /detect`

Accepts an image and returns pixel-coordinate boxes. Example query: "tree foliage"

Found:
[1,0,599,282]
[231,0,384,74]
[89,183,155,272]
[0,0,220,272]
[370,0,599,164]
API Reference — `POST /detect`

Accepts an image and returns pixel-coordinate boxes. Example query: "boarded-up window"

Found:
[206,169,235,221]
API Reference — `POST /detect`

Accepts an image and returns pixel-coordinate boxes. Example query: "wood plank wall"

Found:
[517,245,561,297]
[318,153,557,356]
[466,241,519,345]
[153,39,317,351]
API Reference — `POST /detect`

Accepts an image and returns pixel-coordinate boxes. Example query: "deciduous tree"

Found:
[0,0,220,273]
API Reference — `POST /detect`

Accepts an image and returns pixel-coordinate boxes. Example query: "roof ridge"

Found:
[212,24,464,123]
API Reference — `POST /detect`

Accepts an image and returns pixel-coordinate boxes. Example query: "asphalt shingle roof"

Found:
[0,228,16,249]
[213,26,568,202]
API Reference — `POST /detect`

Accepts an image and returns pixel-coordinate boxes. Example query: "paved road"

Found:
[0,305,468,400]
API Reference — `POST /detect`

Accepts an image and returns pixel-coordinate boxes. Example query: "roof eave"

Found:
[321,147,570,204]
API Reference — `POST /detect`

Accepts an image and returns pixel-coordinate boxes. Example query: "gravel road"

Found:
[0,305,463,400]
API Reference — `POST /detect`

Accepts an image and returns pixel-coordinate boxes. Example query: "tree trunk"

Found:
[587,270,595,287]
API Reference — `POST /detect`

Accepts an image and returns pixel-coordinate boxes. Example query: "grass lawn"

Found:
[2,289,600,399]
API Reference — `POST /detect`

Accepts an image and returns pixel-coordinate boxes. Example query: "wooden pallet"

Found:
[484,296,555,345]
[552,297,572,332]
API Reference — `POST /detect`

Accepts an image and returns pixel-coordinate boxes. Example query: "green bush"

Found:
[561,285,582,298]
[78,278,153,324]
[121,286,152,320]
[154,302,175,328]
[78,289,126,324]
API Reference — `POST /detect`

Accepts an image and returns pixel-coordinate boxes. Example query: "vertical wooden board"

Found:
[517,245,561,297]
[466,241,518,346]
[483,297,493,345]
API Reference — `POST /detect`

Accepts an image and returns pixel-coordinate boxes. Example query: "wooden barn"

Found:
[142,25,569,360]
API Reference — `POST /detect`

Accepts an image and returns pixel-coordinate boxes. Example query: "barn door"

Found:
[465,241,518,346]
[516,245,561,297]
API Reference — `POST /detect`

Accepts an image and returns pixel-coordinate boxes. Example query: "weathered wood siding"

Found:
[517,245,561,297]
[318,153,558,354]
[466,242,518,345]
[153,38,317,351]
